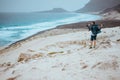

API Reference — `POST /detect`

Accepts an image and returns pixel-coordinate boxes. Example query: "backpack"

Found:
[91,25,101,35]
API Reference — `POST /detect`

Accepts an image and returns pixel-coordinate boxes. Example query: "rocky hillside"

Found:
[100,4,120,20]
[101,4,120,13]
[76,0,120,13]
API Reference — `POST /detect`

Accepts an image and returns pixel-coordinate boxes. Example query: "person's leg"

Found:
[90,41,93,48]
[93,40,96,48]
[90,36,93,49]
[93,35,97,48]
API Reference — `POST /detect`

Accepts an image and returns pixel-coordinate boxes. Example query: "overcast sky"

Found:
[0,0,90,12]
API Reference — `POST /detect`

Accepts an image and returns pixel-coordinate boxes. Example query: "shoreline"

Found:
[0,19,120,54]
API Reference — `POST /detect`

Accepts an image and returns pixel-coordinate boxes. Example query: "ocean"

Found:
[0,12,101,47]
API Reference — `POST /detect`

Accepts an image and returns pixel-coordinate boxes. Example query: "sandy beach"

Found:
[0,13,120,80]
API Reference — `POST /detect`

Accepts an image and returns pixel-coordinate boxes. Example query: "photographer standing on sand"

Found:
[87,21,102,49]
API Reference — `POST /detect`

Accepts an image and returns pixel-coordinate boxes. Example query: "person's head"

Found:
[91,21,95,25]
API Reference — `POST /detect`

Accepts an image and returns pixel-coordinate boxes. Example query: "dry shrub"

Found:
[17,53,31,62]
[0,62,12,67]
[48,51,64,57]
[18,53,43,62]
[31,53,43,59]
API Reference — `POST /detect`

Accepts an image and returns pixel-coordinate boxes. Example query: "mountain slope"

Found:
[101,4,120,13]
[76,0,120,13]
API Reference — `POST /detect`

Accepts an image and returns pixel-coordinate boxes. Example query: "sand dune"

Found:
[0,26,120,80]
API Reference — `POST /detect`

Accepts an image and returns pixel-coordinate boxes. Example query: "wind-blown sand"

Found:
[0,25,120,80]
